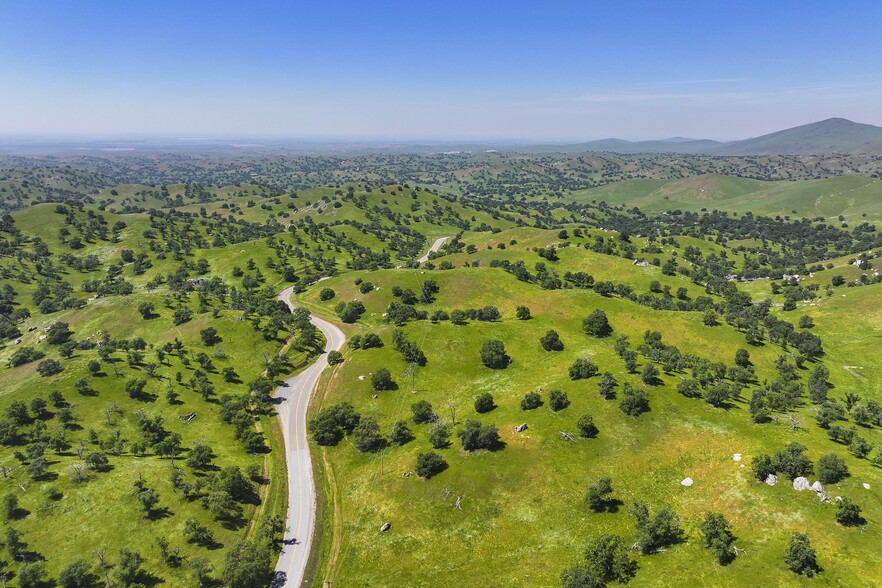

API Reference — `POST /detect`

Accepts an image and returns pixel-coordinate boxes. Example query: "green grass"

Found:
[301,264,882,587]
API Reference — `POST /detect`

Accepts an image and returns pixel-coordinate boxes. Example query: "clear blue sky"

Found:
[2,0,881,140]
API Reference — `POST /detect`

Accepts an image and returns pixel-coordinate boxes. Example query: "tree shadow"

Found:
[591,498,624,514]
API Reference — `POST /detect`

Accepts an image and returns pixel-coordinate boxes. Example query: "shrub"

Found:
[569,358,598,380]
[520,392,542,410]
[548,390,570,411]
[474,393,495,413]
[415,452,447,479]
[583,309,612,337]
[480,339,510,369]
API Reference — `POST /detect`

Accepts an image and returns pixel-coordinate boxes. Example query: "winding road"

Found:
[417,236,449,264]
[271,236,448,586]
[272,286,345,588]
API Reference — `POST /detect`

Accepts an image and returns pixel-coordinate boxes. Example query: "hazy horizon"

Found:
[2,1,882,140]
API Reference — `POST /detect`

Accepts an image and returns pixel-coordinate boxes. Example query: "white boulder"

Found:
[681,477,693,487]
[765,474,778,486]
[793,477,811,491]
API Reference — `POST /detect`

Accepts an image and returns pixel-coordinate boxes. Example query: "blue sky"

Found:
[2,0,881,140]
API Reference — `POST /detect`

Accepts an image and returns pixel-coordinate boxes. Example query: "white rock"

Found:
[793,477,811,491]
[358,375,366,380]
[732,453,742,462]
[863,483,871,490]
[811,481,823,492]
[835,496,843,501]
[681,477,693,487]
[765,474,778,486]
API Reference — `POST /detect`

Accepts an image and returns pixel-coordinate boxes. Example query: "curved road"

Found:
[272,286,345,588]
[417,236,449,264]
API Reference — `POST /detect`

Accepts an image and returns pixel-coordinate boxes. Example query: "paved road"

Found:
[272,287,345,588]
[417,236,449,264]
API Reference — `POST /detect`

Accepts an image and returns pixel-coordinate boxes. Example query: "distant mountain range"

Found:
[520,118,882,156]
[2,118,881,157]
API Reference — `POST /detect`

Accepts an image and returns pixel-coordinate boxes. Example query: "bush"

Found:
[319,288,335,301]
[774,442,813,480]
[36,359,62,377]
[515,305,531,320]
[353,417,384,452]
[429,423,451,449]
[583,309,612,337]
[577,414,599,438]
[560,535,636,588]
[700,512,735,565]
[411,400,434,424]
[619,384,649,416]
[569,358,598,380]
[415,452,447,479]
[817,453,849,484]
[173,307,193,325]
[457,419,500,451]
[836,497,863,526]
[371,368,396,391]
[480,339,510,369]
[548,390,570,411]
[474,393,495,413]
[307,403,360,446]
[540,329,564,351]
[629,501,682,554]
[389,420,413,445]
[585,477,613,511]
[752,454,775,482]
[327,350,343,365]
[520,392,542,410]
[785,532,819,576]
[336,300,366,323]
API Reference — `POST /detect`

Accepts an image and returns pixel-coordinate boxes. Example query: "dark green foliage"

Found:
[629,501,682,554]
[549,390,570,411]
[37,358,62,376]
[480,339,510,369]
[577,414,599,438]
[319,287,336,301]
[308,402,361,446]
[457,419,500,451]
[521,391,542,410]
[700,512,735,564]
[619,384,649,417]
[848,435,873,458]
[774,442,813,480]
[640,362,660,385]
[46,321,73,344]
[200,326,220,346]
[173,307,193,325]
[114,548,145,587]
[560,534,636,588]
[598,372,617,399]
[411,400,435,424]
[474,392,495,413]
[18,561,48,588]
[429,423,451,449]
[752,454,775,481]
[677,378,701,398]
[327,350,343,365]
[371,368,396,391]
[785,532,819,577]
[515,305,532,320]
[353,416,385,452]
[836,497,863,526]
[336,300,366,323]
[585,477,613,511]
[569,358,598,380]
[223,541,272,588]
[817,453,849,484]
[540,329,564,351]
[389,420,413,445]
[59,559,94,588]
[583,309,612,337]
[415,451,447,479]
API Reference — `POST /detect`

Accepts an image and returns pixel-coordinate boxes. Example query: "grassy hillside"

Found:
[573,174,882,223]
[300,260,881,586]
